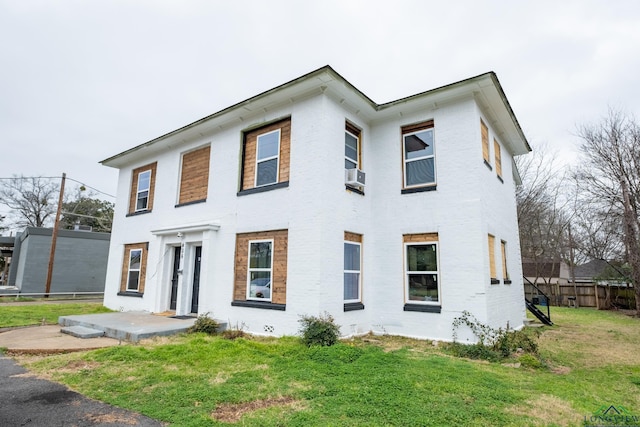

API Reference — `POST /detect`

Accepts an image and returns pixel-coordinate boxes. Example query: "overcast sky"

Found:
[1,0,639,216]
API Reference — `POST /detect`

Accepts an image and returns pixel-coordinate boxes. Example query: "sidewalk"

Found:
[0,325,121,354]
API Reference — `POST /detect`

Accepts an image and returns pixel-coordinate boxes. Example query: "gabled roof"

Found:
[101,65,531,169]
[573,259,610,280]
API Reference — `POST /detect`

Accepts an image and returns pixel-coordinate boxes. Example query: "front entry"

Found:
[170,246,181,311]
[191,246,202,314]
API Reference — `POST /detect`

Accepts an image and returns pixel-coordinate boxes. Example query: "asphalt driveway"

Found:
[0,356,164,426]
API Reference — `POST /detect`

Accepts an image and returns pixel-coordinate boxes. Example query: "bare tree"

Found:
[0,175,60,229]
[575,108,640,312]
[516,143,571,285]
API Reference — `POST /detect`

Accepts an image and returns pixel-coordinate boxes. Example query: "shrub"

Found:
[299,312,341,347]
[222,328,246,340]
[449,311,539,362]
[518,353,544,369]
[446,342,502,362]
[188,313,219,335]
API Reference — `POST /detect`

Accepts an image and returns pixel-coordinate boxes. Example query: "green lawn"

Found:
[0,302,112,327]
[16,307,640,426]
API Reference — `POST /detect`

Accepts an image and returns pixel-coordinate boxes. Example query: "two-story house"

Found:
[101,66,530,342]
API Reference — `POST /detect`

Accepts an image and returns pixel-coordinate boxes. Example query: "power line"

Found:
[0,175,115,198]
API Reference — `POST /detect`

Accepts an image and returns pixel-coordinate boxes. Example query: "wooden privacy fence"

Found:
[524,283,635,310]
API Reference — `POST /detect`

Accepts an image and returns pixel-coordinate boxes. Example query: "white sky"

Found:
[1,0,639,211]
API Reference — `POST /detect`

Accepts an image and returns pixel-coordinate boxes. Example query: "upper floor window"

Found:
[402,121,435,189]
[136,171,151,211]
[256,130,280,187]
[239,118,291,195]
[128,162,157,215]
[177,145,210,206]
[345,122,361,170]
[494,138,503,180]
[481,119,491,167]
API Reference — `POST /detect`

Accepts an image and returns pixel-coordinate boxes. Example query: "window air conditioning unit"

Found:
[345,168,366,187]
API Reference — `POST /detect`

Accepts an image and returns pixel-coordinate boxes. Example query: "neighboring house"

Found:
[101,66,530,342]
[522,258,569,286]
[2,227,110,295]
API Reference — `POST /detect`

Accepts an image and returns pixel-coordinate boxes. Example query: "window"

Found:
[127,249,142,291]
[256,130,280,187]
[345,122,361,170]
[247,240,273,301]
[488,234,498,284]
[404,233,440,306]
[232,230,288,309]
[240,118,291,194]
[501,240,510,283]
[481,119,490,166]
[136,171,151,211]
[177,145,210,206]
[128,162,157,215]
[344,232,362,303]
[119,243,148,294]
[494,138,502,179]
[402,121,436,188]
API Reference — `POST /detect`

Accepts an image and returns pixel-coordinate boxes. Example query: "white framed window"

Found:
[127,248,143,291]
[136,170,151,212]
[345,128,359,170]
[405,242,440,304]
[255,129,280,187]
[247,239,273,301]
[344,241,361,302]
[403,127,436,188]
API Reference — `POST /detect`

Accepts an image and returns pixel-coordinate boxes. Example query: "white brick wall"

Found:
[104,82,527,342]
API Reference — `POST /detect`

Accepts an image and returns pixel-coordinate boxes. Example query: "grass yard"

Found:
[15,307,640,426]
[0,302,112,327]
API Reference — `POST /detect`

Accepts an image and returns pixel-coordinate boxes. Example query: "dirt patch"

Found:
[84,412,138,425]
[506,394,582,426]
[550,365,572,375]
[211,396,302,422]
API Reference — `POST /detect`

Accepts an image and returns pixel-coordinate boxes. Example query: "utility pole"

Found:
[44,173,66,297]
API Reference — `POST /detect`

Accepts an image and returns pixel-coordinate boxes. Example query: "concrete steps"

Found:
[61,325,105,339]
[59,312,199,342]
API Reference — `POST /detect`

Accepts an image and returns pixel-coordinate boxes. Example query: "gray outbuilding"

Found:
[4,227,110,295]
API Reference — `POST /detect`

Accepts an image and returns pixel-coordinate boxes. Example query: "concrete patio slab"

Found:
[0,325,120,354]
[59,311,197,342]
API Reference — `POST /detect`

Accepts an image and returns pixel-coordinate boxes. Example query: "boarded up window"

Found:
[494,138,502,178]
[233,230,288,305]
[501,240,509,280]
[129,162,157,214]
[241,118,291,191]
[120,243,148,293]
[488,234,497,280]
[481,119,490,164]
[178,145,210,205]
